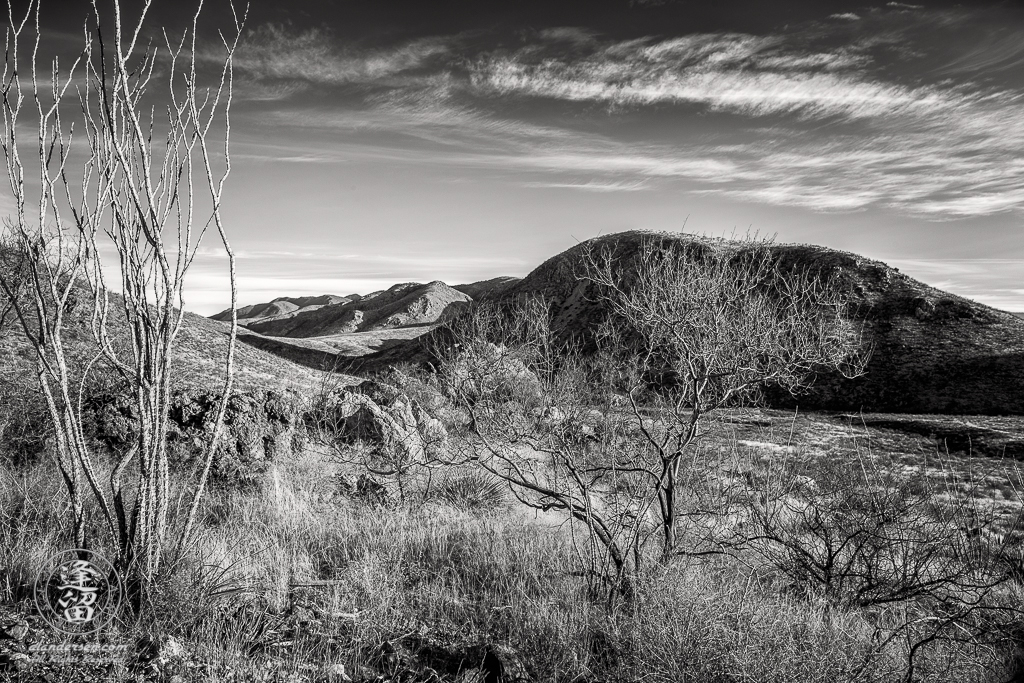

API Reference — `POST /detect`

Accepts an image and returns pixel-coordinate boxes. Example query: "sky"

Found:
[16,0,1024,314]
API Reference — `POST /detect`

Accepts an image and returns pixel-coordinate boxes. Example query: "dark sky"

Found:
[13,0,1024,313]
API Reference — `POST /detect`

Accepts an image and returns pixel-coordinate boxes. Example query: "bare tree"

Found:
[742,451,1024,683]
[430,234,867,600]
[0,234,26,331]
[435,296,653,597]
[579,233,868,559]
[0,0,245,584]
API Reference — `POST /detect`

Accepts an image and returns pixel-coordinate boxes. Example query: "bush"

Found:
[443,341,545,406]
[0,377,51,465]
[741,453,1024,679]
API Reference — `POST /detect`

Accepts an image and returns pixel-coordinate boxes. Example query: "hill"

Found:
[244,281,471,337]
[453,277,521,301]
[210,294,351,325]
[500,231,1024,415]
[0,274,360,468]
[0,269,346,396]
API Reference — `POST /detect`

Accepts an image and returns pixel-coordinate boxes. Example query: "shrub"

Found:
[435,470,508,511]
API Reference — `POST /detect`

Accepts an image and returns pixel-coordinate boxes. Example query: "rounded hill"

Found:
[503,230,1024,415]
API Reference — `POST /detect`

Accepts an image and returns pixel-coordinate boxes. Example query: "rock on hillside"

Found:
[93,388,304,487]
[502,230,1024,415]
[245,281,472,337]
[308,379,447,467]
[453,277,521,301]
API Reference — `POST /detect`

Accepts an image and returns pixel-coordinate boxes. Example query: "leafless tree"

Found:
[0,0,245,584]
[742,451,1024,683]
[0,235,26,331]
[431,235,867,599]
[578,233,868,559]
[434,296,654,598]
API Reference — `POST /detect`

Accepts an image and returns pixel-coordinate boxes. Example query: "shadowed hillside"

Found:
[453,276,521,301]
[501,231,1024,415]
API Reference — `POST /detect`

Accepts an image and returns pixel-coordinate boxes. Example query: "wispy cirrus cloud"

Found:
[523,179,649,192]
[225,24,452,99]
[467,33,915,119]
[226,7,1024,220]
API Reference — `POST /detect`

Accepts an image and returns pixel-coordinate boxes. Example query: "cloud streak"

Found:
[468,34,918,120]
[523,179,649,192]
[228,8,1024,219]
[225,24,452,98]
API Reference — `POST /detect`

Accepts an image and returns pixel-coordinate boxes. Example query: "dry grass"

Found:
[2,428,1022,682]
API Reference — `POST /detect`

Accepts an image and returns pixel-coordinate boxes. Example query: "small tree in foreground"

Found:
[0,0,245,586]
[743,451,1024,683]
[435,296,647,597]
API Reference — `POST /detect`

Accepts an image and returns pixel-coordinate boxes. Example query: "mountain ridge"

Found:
[244,281,471,337]
[200,231,1024,415]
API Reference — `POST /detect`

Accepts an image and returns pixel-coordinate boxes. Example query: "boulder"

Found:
[168,390,303,486]
[312,380,447,463]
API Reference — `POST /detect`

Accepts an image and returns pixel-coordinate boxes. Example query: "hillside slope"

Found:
[501,230,1024,415]
[453,276,521,301]
[210,294,351,326]
[245,281,472,337]
[0,289,335,395]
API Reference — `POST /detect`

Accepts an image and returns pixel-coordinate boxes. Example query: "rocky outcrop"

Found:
[309,380,447,463]
[173,390,304,485]
[92,389,305,487]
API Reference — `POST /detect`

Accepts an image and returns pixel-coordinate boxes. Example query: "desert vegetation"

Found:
[13,222,1024,680]
[2,3,1024,683]
[5,230,1024,682]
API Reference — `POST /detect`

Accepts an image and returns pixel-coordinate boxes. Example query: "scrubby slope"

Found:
[453,276,521,301]
[245,281,472,337]
[502,230,1024,415]
[0,288,334,395]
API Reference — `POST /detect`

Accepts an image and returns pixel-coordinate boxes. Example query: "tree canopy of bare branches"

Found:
[431,234,869,600]
[579,233,868,558]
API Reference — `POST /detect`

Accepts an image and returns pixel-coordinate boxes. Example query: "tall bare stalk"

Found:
[0,0,244,585]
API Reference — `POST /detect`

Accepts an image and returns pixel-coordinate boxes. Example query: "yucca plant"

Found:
[436,470,507,511]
